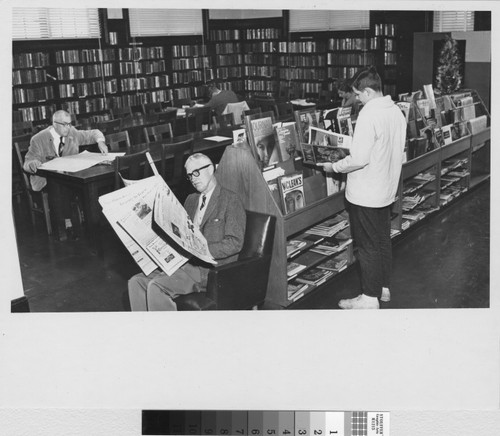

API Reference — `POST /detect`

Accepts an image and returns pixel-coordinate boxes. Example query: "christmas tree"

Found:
[434,35,463,95]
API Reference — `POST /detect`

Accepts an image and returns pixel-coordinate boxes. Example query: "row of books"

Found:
[243,42,279,53]
[171,45,208,58]
[214,55,244,66]
[277,56,327,68]
[244,54,276,65]
[172,70,212,85]
[215,67,244,79]
[244,79,278,92]
[243,66,277,78]
[172,57,212,71]
[56,48,116,64]
[56,64,115,80]
[118,61,167,75]
[328,37,370,51]
[245,28,281,40]
[120,76,170,91]
[59,80,118,98]
[17,104,57,122]
[13,52,50,69]
[13,86,55,104]
[215,43,242,55]
[13,69,48,86]
[327,53,376,66]
[64,97,107,115]
[278,41,326,53]
[109,89,175,107]
[119,46,165,61]
[278,69,327,81]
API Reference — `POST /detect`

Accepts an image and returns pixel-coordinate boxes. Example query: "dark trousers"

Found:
[346,199,392,298]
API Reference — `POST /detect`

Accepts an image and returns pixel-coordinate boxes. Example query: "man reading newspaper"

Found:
[128,153,246,311]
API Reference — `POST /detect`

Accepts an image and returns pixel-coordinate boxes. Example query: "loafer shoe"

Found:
[380,287,391,302]
[338,294,380,310]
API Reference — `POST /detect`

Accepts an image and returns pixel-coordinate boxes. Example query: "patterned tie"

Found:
[58,137,64,156]
[199,194,206,211]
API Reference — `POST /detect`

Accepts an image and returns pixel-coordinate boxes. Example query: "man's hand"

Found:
[317,162,335,172]
[97,142,108,155]
[26,159,42,173]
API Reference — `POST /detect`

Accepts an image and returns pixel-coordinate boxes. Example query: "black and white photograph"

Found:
[1,1,499,434]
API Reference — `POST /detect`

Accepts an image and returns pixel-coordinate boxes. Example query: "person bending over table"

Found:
[203,81,239,116]
[23,110,108,241]
[128,153,246,311]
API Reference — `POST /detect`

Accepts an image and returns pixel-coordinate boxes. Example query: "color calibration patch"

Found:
[142,411,389,435]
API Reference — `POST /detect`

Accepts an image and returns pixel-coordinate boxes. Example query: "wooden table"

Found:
[38,130,234,252]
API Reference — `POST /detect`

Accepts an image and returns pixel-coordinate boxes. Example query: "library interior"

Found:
[10,8,491,312]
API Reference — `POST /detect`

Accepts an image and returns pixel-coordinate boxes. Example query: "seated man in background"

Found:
[203,81,239,116]
[24,110,108,240]
[128,153,246,311]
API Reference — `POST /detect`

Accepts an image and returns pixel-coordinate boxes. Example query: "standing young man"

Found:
[318,66,406,309]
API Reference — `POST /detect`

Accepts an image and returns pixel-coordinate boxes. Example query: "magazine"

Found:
[278,171,305,215]
[249,116,280,169]
[273,122,300,161]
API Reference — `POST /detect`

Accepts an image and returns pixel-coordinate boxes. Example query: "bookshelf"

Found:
[372,23,398,97]
[12,51,57,123]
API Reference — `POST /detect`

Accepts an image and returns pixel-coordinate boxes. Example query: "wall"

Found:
[413,31,491,109]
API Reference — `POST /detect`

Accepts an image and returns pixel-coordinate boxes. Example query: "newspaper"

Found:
[99,175,215,277]
[39,150,125,172]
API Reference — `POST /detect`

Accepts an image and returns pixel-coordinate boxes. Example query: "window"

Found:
[129,9,203,37]
[433,11,475,32]
[12,8,101,40]
[289,10,369,32]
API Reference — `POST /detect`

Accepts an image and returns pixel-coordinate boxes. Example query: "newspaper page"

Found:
[39,150,125,172]
[99,176,188,276]
[153,179,216,265]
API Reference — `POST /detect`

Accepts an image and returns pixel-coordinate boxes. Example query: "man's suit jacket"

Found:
[184,183,246,284]
[24,126,105,191]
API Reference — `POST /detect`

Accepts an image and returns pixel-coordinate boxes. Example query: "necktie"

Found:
[58,137,64,156]
[199,195,206,211]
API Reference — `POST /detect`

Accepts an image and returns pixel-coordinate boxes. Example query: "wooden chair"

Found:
[157,109,178,135]
[243,107,262,119]
[274,102,294,122]
[250,96,277,114]
[173,98,193,108]
[113,149,153,190]
[160,138,194,200]
[111,106,133,120]
[13,141,52,235]
[106,131,131,153]
[143,123,174,143]
[176,211,276,310]
[12,120,34,136]
[96,118,122,135]
[212,114,234,130]
[222,101,249,125]
[142,102,163,114]
[185,106,213,133]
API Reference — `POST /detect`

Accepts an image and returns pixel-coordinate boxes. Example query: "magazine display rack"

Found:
[217,88,490,308]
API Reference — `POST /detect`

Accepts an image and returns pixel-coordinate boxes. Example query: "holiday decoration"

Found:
[434,35,463,95]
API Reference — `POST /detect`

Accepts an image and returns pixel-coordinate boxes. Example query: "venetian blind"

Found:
[289,10,369,32]
[12,8,101,40]
[433,11,475,32]
[129,9,203,36]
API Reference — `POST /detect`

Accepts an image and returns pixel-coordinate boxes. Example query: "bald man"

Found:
[24,110,108,240]
[128,153,246,311]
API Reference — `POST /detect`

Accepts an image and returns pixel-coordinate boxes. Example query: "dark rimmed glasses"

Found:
[186,163,212,180]
[54,121,73,128]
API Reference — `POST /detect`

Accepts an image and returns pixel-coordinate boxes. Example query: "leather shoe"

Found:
[338,294,380,309]
[380,287,391,302]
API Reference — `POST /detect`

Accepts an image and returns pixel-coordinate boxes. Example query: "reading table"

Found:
[37,131,233,253]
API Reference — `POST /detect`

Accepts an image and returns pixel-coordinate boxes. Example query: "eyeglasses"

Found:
[54,121,73,128]
[186,163,212,180]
